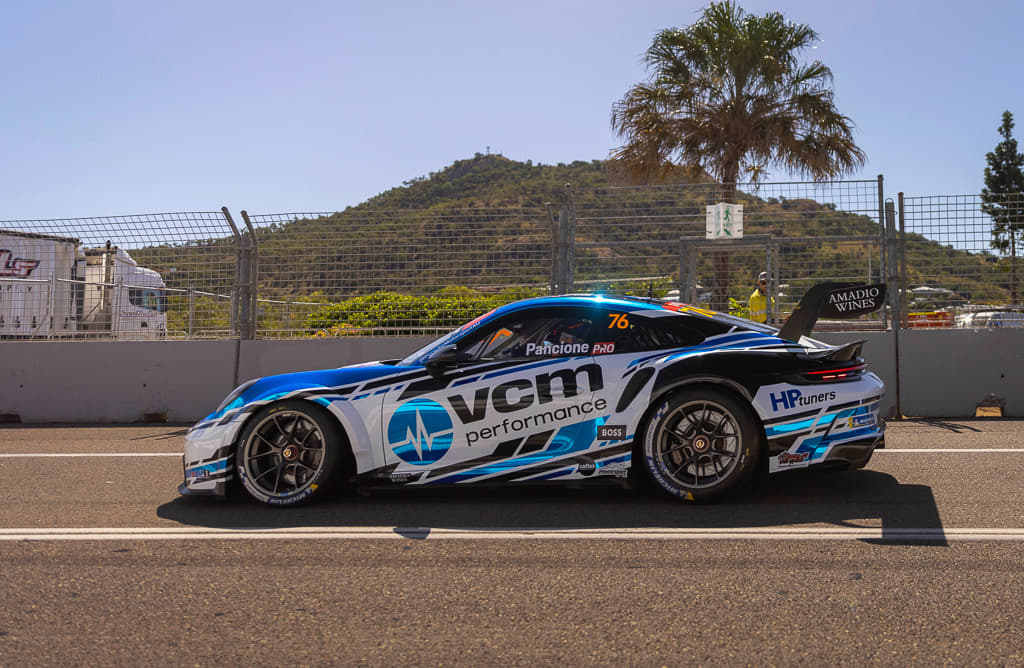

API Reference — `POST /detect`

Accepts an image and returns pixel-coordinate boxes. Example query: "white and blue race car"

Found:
[180,283,886,505]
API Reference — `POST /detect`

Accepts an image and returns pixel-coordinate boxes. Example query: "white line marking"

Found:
[1,527,1022,542]
[0,453,182,458]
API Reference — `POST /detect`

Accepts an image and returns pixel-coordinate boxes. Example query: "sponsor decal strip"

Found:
[483,443,633,484]
[359,371,432,392]
[185,457,231,480]
[518,450,633,482]
[521,468,576,481]
[762,407,823,426]
[480,358,566,381]
[3,526,1024,542]
[622,331,780,370]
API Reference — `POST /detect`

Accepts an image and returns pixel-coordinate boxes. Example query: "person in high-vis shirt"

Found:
[748,271,773,323]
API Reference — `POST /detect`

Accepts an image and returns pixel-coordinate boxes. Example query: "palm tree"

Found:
[611,1,866,310]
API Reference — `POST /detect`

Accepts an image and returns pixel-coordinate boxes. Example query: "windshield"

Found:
[399,307,500,366]
[399,326,464,366]
[128,287,169,313]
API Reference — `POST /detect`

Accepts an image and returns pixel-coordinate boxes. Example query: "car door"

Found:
[378,306,604,484]
[586,305,723,444]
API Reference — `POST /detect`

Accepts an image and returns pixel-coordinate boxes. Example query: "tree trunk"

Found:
[710,180,737,313]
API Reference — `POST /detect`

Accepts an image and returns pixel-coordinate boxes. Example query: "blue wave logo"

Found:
[387,399,454,466]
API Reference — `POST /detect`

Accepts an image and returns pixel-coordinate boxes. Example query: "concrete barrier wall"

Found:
[1,331,1021,423]
[813,329,1024,418]
[0,338,432,423]
[237,338,430,381]
[897,329,1024,418]
[1,341,237,423]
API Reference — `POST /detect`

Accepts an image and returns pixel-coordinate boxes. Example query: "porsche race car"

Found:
[180,283,886,505]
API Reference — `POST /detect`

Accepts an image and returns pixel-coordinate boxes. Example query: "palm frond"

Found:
[611,0,865,187]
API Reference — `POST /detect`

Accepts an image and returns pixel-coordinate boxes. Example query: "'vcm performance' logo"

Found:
[0,250,41,278]
[446,363,604,424]
[387,399,454,466]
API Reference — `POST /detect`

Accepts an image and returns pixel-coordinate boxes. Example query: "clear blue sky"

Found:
[2,0,1022,219]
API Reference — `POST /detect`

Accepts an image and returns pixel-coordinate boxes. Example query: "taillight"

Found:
[802,363,866,382]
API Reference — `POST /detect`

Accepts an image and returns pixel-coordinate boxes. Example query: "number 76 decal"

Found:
[607,313,630,329]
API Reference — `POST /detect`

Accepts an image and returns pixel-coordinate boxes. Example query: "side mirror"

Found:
[424,344,461,371]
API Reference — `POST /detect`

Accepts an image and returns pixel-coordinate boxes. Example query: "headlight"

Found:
[211,379,259,416]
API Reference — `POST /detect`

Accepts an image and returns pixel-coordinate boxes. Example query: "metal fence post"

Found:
[221,207,243,338]
[546,202,558,295]
[565,184,576,294]
[877,174,888,330]
[885,200,900,329]
[48,272,57,341]
[241,211,259,340]
[556,208,569,294]
[768,238,780,324]
[885,198,902,418]
[897,193,909,328]
[678,239,688,302]
[237,246,252,339]
[187,284,195,339]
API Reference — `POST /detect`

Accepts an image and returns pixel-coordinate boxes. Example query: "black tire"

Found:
[235,400,346,506]
[640,387,761,502]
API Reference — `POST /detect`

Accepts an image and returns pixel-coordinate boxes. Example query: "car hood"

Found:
[207,361,419,421]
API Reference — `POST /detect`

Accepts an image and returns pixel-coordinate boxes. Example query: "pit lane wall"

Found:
[0,338,429,424]
[1,330,1022,422]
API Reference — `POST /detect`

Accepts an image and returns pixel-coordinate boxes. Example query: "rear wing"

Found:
[778,282,887,343]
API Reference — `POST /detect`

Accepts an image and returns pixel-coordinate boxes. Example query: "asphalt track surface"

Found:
[1,420,1023,666]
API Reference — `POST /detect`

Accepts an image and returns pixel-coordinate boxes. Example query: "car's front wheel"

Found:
[641,388,760,502]
[236,401,345,506]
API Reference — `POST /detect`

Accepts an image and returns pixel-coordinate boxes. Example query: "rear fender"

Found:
[631,375,765,474]
[648,375,753,407]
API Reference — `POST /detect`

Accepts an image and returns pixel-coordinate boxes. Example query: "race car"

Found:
[180,282,886,506]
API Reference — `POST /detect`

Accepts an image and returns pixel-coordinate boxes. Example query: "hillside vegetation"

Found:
[129,154,1013,334]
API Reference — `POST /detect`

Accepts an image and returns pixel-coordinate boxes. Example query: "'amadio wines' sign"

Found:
[821,283,887,319]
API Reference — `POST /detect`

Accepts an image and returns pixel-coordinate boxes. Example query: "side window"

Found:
[460,310,594,361]
[591,309,725,354]
[127,288,168,313]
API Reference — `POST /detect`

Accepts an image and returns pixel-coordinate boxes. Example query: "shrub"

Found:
[306,287,545,336]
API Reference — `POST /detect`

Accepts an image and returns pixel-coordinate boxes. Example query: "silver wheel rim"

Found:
[240,411,326,499]
[654,399,741,490]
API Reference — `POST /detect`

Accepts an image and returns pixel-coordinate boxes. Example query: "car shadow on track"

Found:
[156,468,946,546]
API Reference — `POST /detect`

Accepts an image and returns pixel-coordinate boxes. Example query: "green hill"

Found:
[129,154,1015,335]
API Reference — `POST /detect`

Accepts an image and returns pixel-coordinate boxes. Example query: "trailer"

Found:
[0,230,167,339]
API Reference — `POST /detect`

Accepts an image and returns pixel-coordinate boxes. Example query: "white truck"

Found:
[0,230,167,339]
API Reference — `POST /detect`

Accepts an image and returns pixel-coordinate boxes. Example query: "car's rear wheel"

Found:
[236,401,344,506]
[641,387,760,502]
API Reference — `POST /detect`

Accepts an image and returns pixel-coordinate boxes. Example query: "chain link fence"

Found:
[572,179,885,327]
[243,208,552,337]
[3,180,1023,340]
[1,212,239,340]
[899,193,1024,327]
